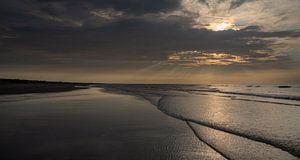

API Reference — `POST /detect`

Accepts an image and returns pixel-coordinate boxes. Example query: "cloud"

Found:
[168,50,249,66]
[1,0,299,32]
[90,8,124,20]
[0,0,299,77]
[176,0,300,31]
[1,18,298,69]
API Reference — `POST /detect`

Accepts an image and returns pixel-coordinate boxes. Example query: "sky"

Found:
[0,0,300,84]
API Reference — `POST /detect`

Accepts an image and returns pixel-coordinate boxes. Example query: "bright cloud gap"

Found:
[168,50,249,67]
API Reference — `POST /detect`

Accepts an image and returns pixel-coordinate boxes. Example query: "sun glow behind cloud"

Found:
[179,0,300,31]
[207,20,240,31]
[0,0,300,83]
[168,51,248,66]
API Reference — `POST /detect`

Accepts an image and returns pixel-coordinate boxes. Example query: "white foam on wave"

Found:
[101,84,300,158]
[188,122,298,160]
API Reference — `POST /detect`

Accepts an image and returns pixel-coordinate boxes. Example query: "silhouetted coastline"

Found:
[0,79,89,95]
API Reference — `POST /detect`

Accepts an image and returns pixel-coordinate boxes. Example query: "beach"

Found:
[0,82,299,160]
[0,88,224,160]
[1,0,300,159]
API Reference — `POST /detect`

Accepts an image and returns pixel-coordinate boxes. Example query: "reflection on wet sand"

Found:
[0,88,224,160]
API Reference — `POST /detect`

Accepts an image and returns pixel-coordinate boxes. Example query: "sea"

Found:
[0,84,299,159]
[101,84,300,159]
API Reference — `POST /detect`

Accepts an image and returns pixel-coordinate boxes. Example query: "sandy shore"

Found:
[0,88,224,160]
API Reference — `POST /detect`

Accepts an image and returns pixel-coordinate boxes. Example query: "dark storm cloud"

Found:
[0,0,180,21]
[1,18,299,70]
[0,0,181,31]
[0,0,299,72]
[35,0,180,14]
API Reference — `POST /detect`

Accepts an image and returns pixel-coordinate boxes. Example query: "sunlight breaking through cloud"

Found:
[0,0,300,83]
[168,51,248,66]
[178,0,300,31]
[206,20,240,31]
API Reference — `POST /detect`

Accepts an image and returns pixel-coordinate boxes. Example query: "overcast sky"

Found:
[1,0,300,83]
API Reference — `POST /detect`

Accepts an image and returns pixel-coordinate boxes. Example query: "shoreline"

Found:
[0,88,224,160]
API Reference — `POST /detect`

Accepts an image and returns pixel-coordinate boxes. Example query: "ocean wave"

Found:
[214,90,300,101]
[100,85,300,158]
[187,122,298,160]
[100,84,300,101]
[154,95,300,158]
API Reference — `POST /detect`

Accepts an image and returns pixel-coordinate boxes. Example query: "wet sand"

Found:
[0,88,224,160]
